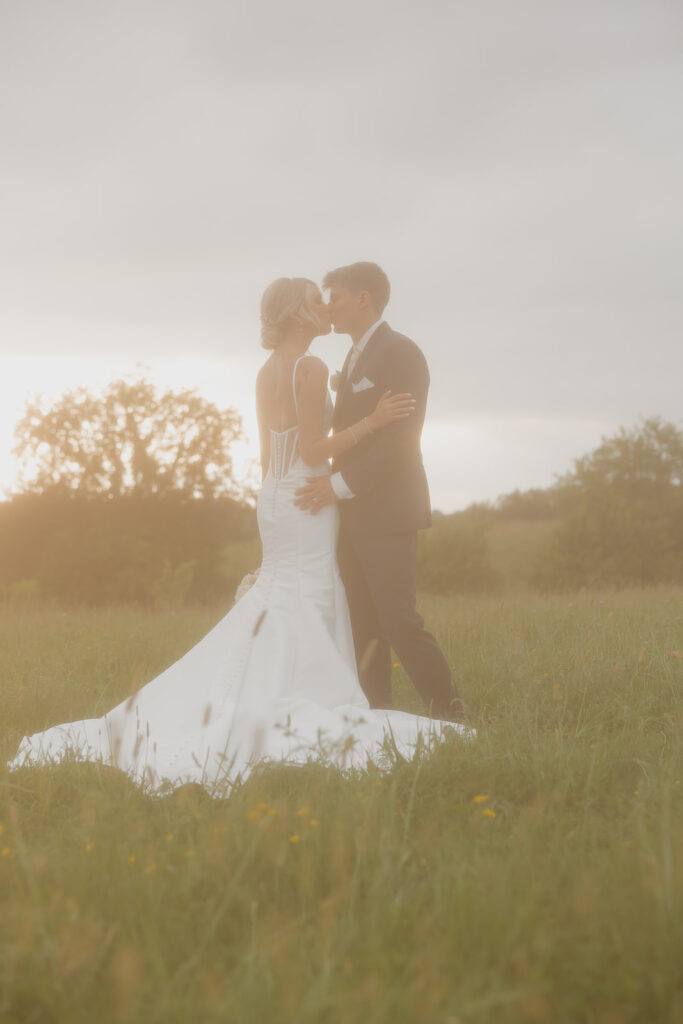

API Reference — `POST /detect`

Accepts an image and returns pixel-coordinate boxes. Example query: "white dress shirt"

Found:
[330,320,384,501]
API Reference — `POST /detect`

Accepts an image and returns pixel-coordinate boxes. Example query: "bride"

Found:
[9,278,472,793]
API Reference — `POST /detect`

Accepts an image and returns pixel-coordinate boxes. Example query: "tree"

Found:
[558,417,683,497]
[13,375,245,500]
[495,488,558,521]
[535,417,683,589]
[0,490,258,606]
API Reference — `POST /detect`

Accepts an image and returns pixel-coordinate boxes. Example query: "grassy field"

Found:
[1,589,682,1024]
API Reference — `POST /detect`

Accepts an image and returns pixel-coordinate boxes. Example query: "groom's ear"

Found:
[358,289,379,319]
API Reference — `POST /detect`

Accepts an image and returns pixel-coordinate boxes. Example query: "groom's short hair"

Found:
[323,262,391,315]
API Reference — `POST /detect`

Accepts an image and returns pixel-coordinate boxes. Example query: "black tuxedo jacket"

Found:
[331,322,431,535]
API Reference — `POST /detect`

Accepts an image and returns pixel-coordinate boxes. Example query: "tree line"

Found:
[418,417,683,593]
[2,374,682,603]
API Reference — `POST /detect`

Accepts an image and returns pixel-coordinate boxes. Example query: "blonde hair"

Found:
[260,277,321,349]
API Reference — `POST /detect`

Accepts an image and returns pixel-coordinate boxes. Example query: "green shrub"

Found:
[4,578,42,606]
[418,513,497,594]
[0,491,257,606]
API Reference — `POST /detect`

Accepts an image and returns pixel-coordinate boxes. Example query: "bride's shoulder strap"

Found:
[291,355,306,411]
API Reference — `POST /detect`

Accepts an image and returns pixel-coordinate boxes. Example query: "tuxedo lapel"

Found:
[333,323,391,429]
[333,347,354,428]
[339,346,354,387]
[349,321,389,387]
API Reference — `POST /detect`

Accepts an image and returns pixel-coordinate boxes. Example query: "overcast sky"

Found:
[1,0,682,511]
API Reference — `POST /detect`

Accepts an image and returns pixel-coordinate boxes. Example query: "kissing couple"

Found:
[9,262,472,793]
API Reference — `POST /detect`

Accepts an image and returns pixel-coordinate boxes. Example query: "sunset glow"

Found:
[1,1,681,509]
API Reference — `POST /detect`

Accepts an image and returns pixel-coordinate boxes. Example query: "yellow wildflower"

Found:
[185,849,195,858]
[289,834,300,844]
[85,841,94,854]
[296,806,310,817]
[257,802,268,811]
[267,808,277,816]
[482,808,497,819]
[146,863,157,873]
[247,809,260,822]
[392,662,400,668]
[1,847,10,857]
[166,832,174,843]
[127,854,136,865]
[309,819,318,828]
[472,794,489,804]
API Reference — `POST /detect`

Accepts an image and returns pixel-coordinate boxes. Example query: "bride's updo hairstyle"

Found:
[260,277,321,350]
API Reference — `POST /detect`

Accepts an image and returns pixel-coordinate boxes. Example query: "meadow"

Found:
[1,589,682,1023]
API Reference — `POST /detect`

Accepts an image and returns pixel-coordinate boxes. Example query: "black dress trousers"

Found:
[338,527,458,716]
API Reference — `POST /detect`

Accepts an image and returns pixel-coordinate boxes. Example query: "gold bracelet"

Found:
[364,417,374,434]
[348,425,359,444]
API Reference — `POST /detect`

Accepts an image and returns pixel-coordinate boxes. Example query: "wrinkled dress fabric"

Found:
[9,359,470,793]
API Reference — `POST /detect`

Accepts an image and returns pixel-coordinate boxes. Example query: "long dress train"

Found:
[8,358,472,792]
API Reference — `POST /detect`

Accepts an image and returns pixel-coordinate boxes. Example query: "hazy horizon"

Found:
[2,0,682,511]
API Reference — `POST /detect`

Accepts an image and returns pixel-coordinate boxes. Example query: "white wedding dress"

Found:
[9,358,471,793]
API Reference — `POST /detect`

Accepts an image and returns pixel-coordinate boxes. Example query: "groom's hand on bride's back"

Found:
[294,476,339,515]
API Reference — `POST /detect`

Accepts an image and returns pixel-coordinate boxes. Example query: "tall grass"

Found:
[1,589,682,1023]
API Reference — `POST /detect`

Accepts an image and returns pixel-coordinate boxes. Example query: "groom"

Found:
[295,261,465,721]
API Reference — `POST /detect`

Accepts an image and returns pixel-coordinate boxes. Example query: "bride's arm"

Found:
[297,357,414,467]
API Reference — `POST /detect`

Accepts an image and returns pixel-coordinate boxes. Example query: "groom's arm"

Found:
[338,340,429,498]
